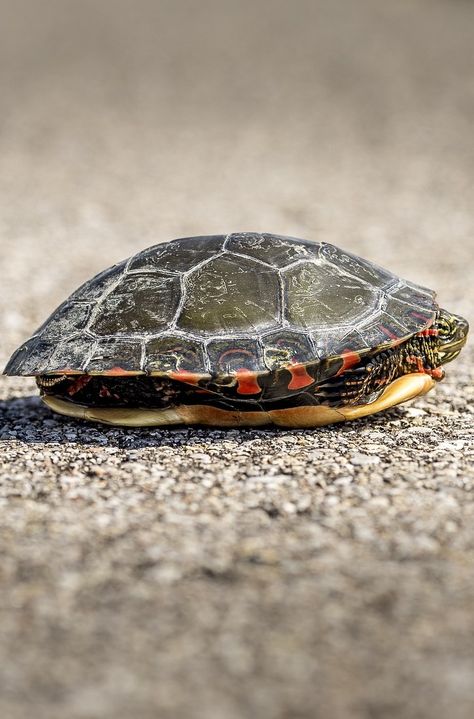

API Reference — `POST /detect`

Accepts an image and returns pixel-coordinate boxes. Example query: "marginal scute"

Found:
[206,337,262,374]
[86,338,143,373]
[262,329,316,370]
[390,283,436,309]
[41,373,437,427]
[383,296,436,336]
[49,336,95,373]
[90,273,180,335]
[145,335,206,373]
[4,337,56,376]
[311,327,367,365]
[177,254,280,336]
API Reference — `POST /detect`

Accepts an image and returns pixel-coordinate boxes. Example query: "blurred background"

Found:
[1,0,473,365]
[1,2,473,718]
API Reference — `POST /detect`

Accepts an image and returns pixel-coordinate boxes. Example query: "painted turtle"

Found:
[4,233,468,427]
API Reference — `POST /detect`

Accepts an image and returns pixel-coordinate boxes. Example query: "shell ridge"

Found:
[221,233,233,251]
[82,339,99,372]
[168,271,188,329]
[224,249,275,269]
[280,256,317,273]
[276,268,286,326]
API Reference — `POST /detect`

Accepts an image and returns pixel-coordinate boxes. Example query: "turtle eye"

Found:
[437,315,455,340]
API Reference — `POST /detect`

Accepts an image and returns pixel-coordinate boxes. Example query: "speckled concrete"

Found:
[0,1,473,718]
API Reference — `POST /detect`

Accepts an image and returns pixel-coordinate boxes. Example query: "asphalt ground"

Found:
[0,1,473,717]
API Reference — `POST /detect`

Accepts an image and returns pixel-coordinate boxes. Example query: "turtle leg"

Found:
[314,348,400,407]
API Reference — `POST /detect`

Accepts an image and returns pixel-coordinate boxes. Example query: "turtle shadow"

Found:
[0,394,216,449]
[0,394,407,449]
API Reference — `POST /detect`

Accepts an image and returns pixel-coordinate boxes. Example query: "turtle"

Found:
[3,233,468,428]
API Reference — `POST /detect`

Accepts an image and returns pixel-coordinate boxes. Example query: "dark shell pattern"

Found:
[5,234,437,386]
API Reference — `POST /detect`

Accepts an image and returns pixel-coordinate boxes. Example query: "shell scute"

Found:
[226,232,318,268]
[382,296,432,336]
[262,329,317,370]
[128,235,225,274]
[85,338,143,374]
[144,335,206,374]
[177,254,280,336]
[389,283,436,310]
[5,337,55,376]
[206,336,262,375]
[69,261,128,302]
[90,273,180,336]
[283,260,380,329]
[36,302,93,341]
[320,243,395,289]
[311,327,367,360]
[48,336,95,373]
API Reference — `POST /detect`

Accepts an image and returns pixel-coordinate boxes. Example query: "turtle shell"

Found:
[4,233,438,382]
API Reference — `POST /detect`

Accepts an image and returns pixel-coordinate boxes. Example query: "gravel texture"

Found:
[0,2,473,718]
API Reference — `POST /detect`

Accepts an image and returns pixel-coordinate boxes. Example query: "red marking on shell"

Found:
[336,351,361,376]
[168,370,201,386]
[235,369,261,395]
[219,348,255,363]
[411,311,432,322]
[379,324,399,341]
[430,367,444,380]
[67,375,92,396]
[287,363,314,390]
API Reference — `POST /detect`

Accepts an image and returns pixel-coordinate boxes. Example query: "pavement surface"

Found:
[0,1,473,717]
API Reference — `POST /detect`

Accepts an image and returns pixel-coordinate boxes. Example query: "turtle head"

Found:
[436,309,469,365]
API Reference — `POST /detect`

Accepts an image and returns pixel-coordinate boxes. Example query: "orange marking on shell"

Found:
[103,367,140,376]
[235,369,261,395]
[430,367,444,380]
[287,363,314,390]
[168,370,201,386]
[336,351,361,376]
